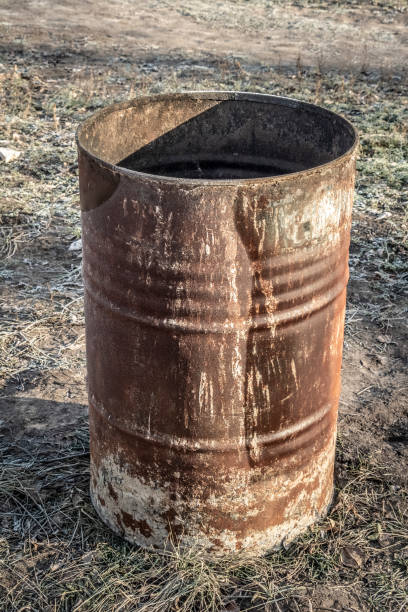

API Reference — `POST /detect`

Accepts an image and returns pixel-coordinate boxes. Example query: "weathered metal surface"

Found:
[76,92,358,555]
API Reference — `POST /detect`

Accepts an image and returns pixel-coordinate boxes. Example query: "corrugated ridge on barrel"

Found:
[82,242,350,330]
[88,395,333,453]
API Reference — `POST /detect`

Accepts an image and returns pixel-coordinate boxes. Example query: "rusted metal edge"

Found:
[76,91,359,190]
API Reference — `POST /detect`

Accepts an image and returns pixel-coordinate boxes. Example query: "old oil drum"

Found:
[76,92,358,555]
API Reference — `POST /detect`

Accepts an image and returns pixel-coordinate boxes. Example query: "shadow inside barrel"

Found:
[117,100,299,180]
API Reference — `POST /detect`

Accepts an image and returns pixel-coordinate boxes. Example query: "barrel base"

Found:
[91,486,333,556]
[90,433,336,556]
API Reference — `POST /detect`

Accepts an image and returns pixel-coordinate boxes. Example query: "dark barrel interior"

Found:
[77,93,357,180]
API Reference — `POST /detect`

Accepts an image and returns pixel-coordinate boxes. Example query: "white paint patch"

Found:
[291,359,298,389]
[91,432,336,556]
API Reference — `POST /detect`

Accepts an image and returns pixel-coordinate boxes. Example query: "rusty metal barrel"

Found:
[76,92,358,555]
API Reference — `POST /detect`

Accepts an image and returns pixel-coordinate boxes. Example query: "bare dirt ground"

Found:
[1,0,407,71]
[0,0,407,610]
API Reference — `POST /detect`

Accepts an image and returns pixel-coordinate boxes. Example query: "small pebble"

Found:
[0,147,22,163]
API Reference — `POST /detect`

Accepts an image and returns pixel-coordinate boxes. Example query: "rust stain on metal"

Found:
[120,511,153,538]
[107,482,118,502]
[76,91,358,555]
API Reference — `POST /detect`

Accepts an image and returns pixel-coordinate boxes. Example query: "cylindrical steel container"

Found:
[76,92,358,555]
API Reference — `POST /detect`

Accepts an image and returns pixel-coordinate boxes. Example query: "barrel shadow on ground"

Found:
[0,396,88,453]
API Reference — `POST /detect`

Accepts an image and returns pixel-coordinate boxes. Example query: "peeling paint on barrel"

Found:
[76,91,358,555]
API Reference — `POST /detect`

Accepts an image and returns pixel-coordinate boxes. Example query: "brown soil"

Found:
[1,0,407,72]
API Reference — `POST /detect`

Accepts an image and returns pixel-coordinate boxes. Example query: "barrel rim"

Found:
[75,90,359,186]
